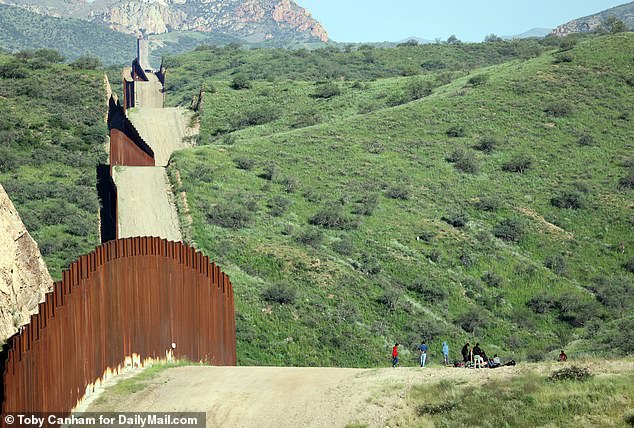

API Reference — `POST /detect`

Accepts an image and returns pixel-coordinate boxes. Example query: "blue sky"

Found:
[295,0,628,42]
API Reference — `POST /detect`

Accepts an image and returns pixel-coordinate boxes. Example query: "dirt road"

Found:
[86,365,533,428]
[127,108,196,166]
[134,74,164,109]
[112,166,182,241]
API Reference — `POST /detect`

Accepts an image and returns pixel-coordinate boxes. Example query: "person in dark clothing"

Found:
[473,343,482,358]
[559,350,567,362]
[461,342,471,363]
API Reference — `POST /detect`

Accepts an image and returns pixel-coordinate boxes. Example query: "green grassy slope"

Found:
[0,50,106,279]
[0,4,134,65]
[167,34,633,366]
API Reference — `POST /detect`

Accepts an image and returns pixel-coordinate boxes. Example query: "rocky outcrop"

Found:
[0,185,52,342]
[1,0,329,43]
[552,1,634,36]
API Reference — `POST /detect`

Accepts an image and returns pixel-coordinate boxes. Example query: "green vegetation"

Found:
[165,33,634,366]
[406,365,634,427]
[0,49,106,279]
[0,4,134,65]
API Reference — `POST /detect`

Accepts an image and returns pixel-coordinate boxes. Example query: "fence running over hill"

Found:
[1,237,236,417]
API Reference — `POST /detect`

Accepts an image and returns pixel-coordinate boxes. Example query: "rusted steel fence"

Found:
[1,237,236,416]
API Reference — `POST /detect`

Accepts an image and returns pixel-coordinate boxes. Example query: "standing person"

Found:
[559,350,567,362]
[442,342,449,366]
[461,342,471,364]
[392,343,399,368]
[419,341,428,367]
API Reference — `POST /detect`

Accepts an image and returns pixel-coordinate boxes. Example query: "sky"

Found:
[295,0,629,42]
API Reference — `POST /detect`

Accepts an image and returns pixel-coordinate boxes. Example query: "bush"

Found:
[551,191,584,209]
[234,157,256,170]
[618,171,634,191]
[260,162,280,181]
[231,73,251,89]
[446,126,466,138]
[295,227,324,248]
[262,282,297,305]
[408,280,449,303]
[548,366,592,382]
[70,56,102,70]
[206,202,252,229]
[352,193,379,216]
[455,308,488,333]
[408,79,432,100]
[625,258,634,274]
[475,197,500,212]
[332,236,354,256]
[493,218,525,242]
[267,195,291,217]
[442,211,469,228]
[544,103,573,117]
[309,204,358,230]
[481,271,503,288]
[231,106,279,129]
[313,82,341,99]
[281,175,300,193]
[386,185,410,200]
[475,137,498,153]
[577,134,594,146]
[502,155,533,173]
[359,253,381,275]
[467,74,489,87]
[455,156,479,174]
[544,255,567,275]
[446,148,466,163]
[377,288,400,312]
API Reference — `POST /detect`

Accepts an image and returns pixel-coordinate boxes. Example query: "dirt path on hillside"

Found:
[128,108,196,166]
[85,364,562,428]
[113,166,182,241]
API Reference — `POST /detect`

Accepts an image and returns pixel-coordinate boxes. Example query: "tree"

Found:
[599,16,627,34]
[484,34,503,43]
[70,56,102,70]
[446,34,461,44]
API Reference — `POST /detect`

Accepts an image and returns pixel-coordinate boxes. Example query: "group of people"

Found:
[460,342,504,368]
[390,340,474,368]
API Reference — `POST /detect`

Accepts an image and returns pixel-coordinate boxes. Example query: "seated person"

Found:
[489,354,501,368]
[558,350,567,362]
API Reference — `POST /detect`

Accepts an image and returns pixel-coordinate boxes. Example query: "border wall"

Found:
[1,237,236,417]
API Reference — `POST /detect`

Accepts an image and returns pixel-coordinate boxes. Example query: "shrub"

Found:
[378,288,400,312]
[455,308,488,333]
[262,282,297,305]
[295,227,324,248]
[548,366,592,382]
[231,106,279,129]
[408,79,432,100]
[260,162,280,181]
[313,82,341,99]
[267,195,291,217]
[442,211,469,228]
[70,56,101,70]
[482,271,503,288]
[625,258,634,274]
[493,218,525,242]
[332,236,354,256]
[446,126,466,137]
[206,202,252,229]
[352,193,379,216]
[417,401,457,416]
[455,156,479,174]
[234,157,256,170]
[577,134,594,146]
[231,73,251,89]
[618,171,634,190]
[544,103,573,117]
[309,204,358,230]
[408,280,449,303]
[544,255,567,275]
[475,137,498,153]
[281,175,300,193]
[386,185,410,200]
[360,253,381,275]
[551,191,584,209]
[475,197,500,212]
[446,148,466,163]
[502,155,533,173]
[467,74,489,87]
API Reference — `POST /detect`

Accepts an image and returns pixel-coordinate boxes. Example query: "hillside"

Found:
[164,34,634,366]
[553,1,634,35]
[0,3,134,65]
[0,0,327,43]
[0,50,105,279]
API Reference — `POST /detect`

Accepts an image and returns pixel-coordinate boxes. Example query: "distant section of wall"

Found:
[1,237,236,416]
[107,96,154,170]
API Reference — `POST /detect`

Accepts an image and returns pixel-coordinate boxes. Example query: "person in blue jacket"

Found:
[442,342,449,366]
